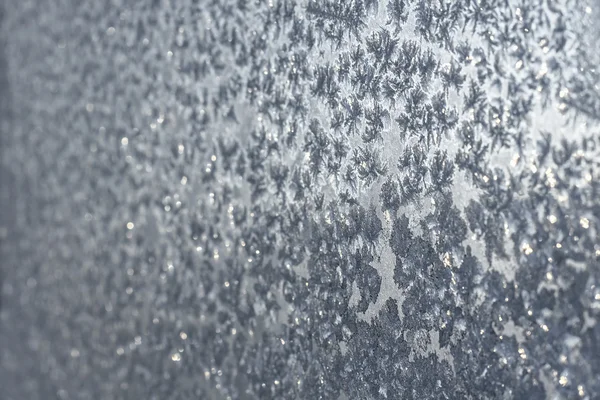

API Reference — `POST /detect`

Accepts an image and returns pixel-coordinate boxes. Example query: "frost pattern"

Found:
[1,0,600,399]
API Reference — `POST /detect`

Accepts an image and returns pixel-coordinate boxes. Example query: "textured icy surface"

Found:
[2,0,600,399]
